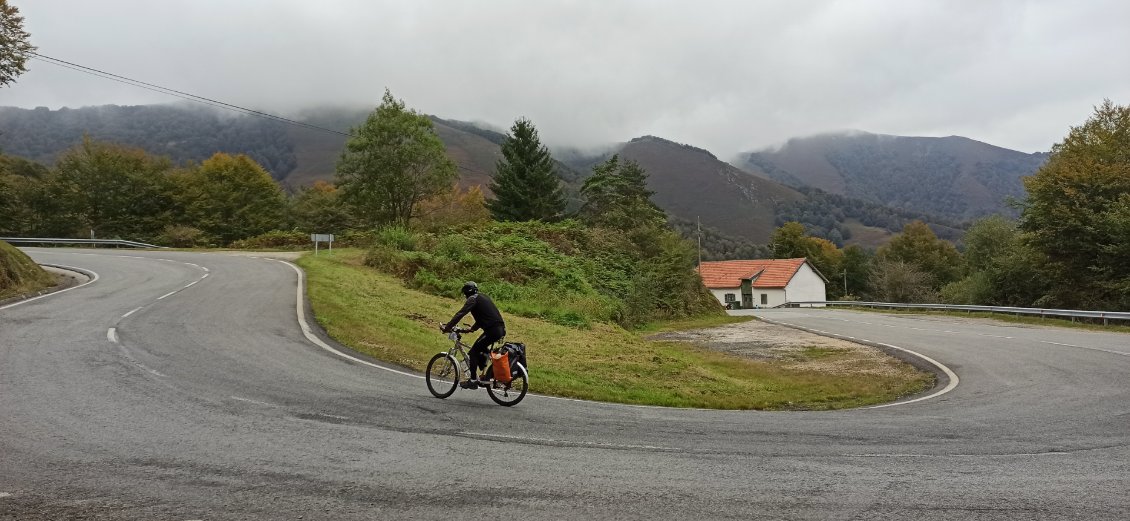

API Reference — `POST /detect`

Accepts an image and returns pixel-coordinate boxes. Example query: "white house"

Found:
[697,258,828,308]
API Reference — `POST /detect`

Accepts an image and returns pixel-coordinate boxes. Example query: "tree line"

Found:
[766,100,1130,311]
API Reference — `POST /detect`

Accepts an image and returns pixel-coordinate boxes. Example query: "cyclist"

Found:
[441,281,506,389]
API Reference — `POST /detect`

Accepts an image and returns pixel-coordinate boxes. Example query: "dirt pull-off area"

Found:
[652,318,918,378]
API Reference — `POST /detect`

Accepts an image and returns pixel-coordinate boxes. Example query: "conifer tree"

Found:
[487,118,565,222]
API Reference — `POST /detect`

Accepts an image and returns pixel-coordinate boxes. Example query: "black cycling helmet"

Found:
[461,281,479,297]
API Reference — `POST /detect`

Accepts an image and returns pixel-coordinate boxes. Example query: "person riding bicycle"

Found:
[441,281,506,389]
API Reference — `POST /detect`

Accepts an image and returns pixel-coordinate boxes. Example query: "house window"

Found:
[724,294,736,303]
[760,294,768,305]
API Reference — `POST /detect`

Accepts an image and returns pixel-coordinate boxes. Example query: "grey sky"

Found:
[4,0,1128,158]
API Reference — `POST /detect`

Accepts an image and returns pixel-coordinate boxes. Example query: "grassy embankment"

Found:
[0,240,56,300]
[298,249,933,410]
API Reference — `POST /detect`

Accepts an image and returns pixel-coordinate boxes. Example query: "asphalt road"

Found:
[2,249,1128,520]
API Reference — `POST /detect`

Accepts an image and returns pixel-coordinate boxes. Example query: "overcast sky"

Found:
[3,0,1128,158]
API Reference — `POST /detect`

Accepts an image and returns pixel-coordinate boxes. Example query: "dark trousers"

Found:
[470,325,505,378]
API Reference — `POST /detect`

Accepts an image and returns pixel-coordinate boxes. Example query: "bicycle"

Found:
[425,325,529,406]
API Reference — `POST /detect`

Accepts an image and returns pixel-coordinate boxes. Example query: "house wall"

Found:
[784,263,827,306]
[709,287,785,308]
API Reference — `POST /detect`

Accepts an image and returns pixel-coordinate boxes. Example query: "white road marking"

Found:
[184,281,198,289]
[230,396,279,408]
[275,260,424,380]
[107,327,118,344]
[157,290,178,300]
[460,431,678,451]
[846,451,1069,458]
[757,316,960,409]
[0,492,11,498]
[1039,340,1129,357]
[122,307,143,318]
[0,264,99,311]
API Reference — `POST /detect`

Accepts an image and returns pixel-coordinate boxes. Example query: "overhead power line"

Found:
[29,52,353,137]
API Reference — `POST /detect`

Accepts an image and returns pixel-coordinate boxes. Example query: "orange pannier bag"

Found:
[490,350,512,383]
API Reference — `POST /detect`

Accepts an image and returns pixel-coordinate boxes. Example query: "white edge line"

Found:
[0,264,100,311]
[756,315,960,409]
[273,260,733,411]
[275,260,423,380]
[866,343,960,408]
[107,327,118,343]
[276,259,924,413]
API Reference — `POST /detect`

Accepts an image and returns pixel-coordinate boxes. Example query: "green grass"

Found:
[840,306,1130,334]
[298,250,934,410]
[0,240,56,300]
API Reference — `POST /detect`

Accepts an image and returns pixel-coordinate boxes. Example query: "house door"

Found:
[741,280,753,308]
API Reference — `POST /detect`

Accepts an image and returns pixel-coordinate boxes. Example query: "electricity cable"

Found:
[29,52,353,137]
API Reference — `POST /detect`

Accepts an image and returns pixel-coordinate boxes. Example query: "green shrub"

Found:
[360,220,720,328]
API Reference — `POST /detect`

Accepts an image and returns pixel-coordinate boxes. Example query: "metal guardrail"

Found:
[1,237,166,249]
[783,301,1130,325]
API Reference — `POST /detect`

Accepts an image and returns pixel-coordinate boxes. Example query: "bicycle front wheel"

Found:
[487,362,528,406]
[426,353,459,398]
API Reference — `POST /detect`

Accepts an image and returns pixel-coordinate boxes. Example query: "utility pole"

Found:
[843,267,848,296]
[697,216,702,266]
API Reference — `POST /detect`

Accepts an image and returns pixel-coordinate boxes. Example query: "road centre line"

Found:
[157,290,178,300]
[460,431,679,451]
[107,327,118,343]
[122,307,143,318]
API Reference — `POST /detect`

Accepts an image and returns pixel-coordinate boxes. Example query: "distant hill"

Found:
[1,104,962,249]
[0,104,297,177]
[738,131,1049,220]
[561,136,806,242]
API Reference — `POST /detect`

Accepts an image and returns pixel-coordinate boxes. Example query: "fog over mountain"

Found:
[5,1,1129,159]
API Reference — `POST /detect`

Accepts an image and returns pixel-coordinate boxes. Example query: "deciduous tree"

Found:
[1021,99,1130,309]
[53,138,175,241]
[876,220,963,289]
[336,90,456,227]
[179,153,286,244]
[0,0,35,87]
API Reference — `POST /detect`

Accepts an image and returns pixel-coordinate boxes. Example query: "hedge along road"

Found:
[2,249,1128,520]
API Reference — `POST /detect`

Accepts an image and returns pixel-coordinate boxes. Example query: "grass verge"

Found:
[0,241,57,300]
[298,250,933,410]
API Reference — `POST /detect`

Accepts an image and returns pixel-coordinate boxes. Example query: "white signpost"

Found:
[311,233,334,255]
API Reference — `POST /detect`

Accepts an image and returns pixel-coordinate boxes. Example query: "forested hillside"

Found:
[2,104,960,251]
[563,136,964,247]
[0,105,297,177]
[739,131,1049,220]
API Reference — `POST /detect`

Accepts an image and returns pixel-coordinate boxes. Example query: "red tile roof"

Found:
[697,258,810,289]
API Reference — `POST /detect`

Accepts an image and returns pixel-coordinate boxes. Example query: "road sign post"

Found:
[310,233,334,255]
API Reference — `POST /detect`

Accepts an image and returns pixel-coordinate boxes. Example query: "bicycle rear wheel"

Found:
[487,362,528,406]
[426,353,459,398]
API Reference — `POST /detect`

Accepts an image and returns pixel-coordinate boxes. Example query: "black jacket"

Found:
[445,293,505,332]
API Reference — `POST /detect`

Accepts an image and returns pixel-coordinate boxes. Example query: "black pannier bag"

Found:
[503,342,526,369]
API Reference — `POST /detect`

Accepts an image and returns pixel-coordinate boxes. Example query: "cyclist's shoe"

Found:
[459,380,479,390]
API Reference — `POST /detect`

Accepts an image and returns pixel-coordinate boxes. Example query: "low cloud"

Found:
[6,0,1129,158]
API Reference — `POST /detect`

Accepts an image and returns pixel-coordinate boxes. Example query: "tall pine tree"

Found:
[487,118,565,222]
